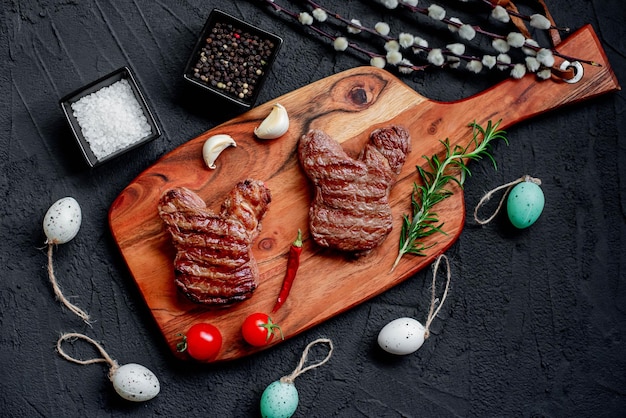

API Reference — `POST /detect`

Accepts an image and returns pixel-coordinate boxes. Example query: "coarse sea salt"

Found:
[71,79,151,160]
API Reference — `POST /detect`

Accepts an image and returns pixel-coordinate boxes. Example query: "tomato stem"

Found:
[176,333,188,352]
[263,316,284,341]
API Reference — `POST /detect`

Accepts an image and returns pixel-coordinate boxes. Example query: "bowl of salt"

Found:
[60,66,161,167]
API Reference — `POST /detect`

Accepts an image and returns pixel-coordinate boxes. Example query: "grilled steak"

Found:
[158,179,271,305]
[298,126,410,254]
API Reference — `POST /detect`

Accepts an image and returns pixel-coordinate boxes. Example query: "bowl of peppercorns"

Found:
[183,9,283,109]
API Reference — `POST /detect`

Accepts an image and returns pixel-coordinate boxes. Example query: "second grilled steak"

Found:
[298,126,411,254]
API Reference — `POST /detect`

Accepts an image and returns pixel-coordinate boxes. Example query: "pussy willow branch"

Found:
[394,0,598,66]
[261,0,597,77]
[277,0,515,72]
[307,0,391,40]
[306,0,516,70]
[263,0,429,72]
[326,0,545,74]
[478,0,569,31]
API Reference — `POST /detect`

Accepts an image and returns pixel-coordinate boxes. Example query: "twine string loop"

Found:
[423,254,452,340]
[57,332,119,380]
[280,338,334,384]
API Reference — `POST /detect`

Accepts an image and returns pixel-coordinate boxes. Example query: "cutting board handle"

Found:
[444,24,619,133]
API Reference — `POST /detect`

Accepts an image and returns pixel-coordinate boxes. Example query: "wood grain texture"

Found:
[108,25,618,362]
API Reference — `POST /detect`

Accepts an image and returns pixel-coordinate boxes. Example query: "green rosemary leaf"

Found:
[390,120,507,272]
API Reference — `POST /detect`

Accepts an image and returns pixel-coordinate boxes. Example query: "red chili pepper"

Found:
[271,229,303,313]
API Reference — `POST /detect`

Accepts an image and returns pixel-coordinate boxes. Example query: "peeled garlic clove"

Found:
[254,103,289,140]
[202,134,236,169]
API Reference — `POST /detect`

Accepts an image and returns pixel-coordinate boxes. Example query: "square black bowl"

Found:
[183,9,283,110]
[60,66,161,167]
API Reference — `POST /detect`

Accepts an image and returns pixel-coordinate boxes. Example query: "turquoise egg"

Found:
[260,380,299,418]
[507,181,545,229]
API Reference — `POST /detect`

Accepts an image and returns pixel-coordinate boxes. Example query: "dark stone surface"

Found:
[2,1,624,417]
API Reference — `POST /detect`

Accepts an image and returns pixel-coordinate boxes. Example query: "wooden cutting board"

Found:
[109,25,618,362]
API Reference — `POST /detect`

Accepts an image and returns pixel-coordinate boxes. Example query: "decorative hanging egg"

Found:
[43,197,82,244]
[377,317,426,355]
[260,380,299,418]
[111,363,160,402]
[507,181,545,229]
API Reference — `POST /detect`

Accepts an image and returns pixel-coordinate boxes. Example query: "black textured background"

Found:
[2,1,625,417]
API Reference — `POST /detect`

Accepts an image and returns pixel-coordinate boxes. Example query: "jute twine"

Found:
[424,254,452,340]
[47,244,91,325]
[57,332,119,381]
[473,175,542,225]
[280,338,334,384]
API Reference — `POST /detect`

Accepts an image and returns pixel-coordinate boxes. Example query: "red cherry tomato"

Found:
[241,313,284,347]
[177,323,222,361]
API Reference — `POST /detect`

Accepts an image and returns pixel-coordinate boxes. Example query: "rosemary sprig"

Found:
[390,120,508,272]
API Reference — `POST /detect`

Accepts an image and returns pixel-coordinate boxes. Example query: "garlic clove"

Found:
[254,103,289,140]
[202,134,237,169]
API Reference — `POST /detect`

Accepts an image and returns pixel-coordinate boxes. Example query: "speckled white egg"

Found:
[111,363,160,402]
[260,380,299,418]
[377,317,426,355]
[43,197,82,244]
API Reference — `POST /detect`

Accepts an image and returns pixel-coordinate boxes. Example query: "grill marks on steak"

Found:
[299,126,411,254]
[158,180,271,305]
